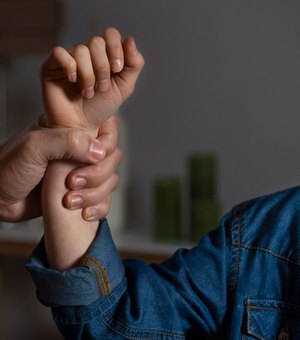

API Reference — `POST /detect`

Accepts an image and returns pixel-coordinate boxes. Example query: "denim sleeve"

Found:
[26,215,232,339]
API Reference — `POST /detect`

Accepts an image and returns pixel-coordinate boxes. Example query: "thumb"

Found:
[39,128,106,165]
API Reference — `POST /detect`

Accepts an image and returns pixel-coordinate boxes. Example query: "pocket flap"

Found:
[245,299,300,339]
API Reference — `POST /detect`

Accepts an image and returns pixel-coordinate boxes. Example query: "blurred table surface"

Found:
[0,221,193,263]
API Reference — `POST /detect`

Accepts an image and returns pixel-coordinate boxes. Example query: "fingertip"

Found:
[128,36,136,49]
[110,58,124,73]
[82,86,95,99]
[123,36,145,70]
[69,72,77,83]
[82,207,100,221]
[89,139,106,161]
[124,36,137,52]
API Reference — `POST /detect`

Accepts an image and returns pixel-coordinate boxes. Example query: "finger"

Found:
[70,44,96,98]
[66,147,122,190]
[82,195,112,221]
[41,46,77,83]
[88,36,111,92]
[96,114,120,154]
[36,128,106,165]
[63,173,119,210]
[113,36,145,100]
[103,27,124,73]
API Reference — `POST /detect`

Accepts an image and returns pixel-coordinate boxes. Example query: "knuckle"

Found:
[73,43,88,56]
[66,129,81,151]
[66,59,76,72]
[97,66,110,76]
[51,45,64,58]
[104,27,121,38]
[84,73,96,86]
[111,46,123,57]
[89,36,105,49]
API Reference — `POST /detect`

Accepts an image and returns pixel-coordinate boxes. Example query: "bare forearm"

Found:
[42,160,98,271]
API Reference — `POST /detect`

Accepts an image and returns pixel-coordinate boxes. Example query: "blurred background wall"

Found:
[1,0,300,338]
[6,0,300,232]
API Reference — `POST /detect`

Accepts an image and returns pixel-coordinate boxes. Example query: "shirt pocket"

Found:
[244,298,300,340]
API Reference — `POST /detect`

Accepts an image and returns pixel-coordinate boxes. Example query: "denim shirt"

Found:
[26,186,300,339]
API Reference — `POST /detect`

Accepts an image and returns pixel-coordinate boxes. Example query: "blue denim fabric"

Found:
[26,186,300,339]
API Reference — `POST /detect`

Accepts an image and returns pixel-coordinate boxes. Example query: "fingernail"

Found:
[69,72,77,83]
[84,207,98,221]
[73,176,87,189]
[90,140,105,160]
[70,195,84,209]
[83,86,95,99]
[96,79,109,92]
[110,59,123,72]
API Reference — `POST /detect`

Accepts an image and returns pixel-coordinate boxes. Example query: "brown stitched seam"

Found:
[239,243,300,266]
[80,255,111,295]
[247,305,300,315]
[79,256,104,296]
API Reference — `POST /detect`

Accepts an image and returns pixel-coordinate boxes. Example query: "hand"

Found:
[63,115,122,221]
[41,27,144,133]
[0,115,121,223]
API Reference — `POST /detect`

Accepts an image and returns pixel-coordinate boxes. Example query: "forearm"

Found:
[42,160,98,271]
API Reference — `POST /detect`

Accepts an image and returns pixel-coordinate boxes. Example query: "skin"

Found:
[0,116,121,223]
[41,27,144,270]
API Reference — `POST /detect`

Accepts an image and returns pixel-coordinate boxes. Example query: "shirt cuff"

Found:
[26,218,125,307]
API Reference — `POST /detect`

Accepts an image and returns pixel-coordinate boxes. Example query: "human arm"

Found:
[27,214,231,339]
[41,28,144,270]
[42,117,122,269]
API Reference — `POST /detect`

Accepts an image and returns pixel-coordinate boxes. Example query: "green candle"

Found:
[191,199,220,242]
[153,177,181,241]
[189,154,217,200]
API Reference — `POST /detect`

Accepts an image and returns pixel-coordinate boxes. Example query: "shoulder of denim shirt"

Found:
[229,185,300,266]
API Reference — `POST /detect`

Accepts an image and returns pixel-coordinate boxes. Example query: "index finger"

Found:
[41,46,77,83]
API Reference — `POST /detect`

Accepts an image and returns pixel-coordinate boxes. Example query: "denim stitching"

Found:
[229,207,245,292]
[53,279,128,324]
[246,304,300,339]
[239,244,300,266]
[247,305,300,315]
[101,309,185,339]
[79,256,103,296]
[79,255,111,297]
[246,303,267,340]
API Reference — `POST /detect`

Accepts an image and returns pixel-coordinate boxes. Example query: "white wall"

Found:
[7,0,300,234]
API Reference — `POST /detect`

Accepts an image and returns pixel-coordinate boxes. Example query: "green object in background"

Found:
[191,199,220,242]
[154,177,181,241]
[189,154,217,200]
[189,153,220,242]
